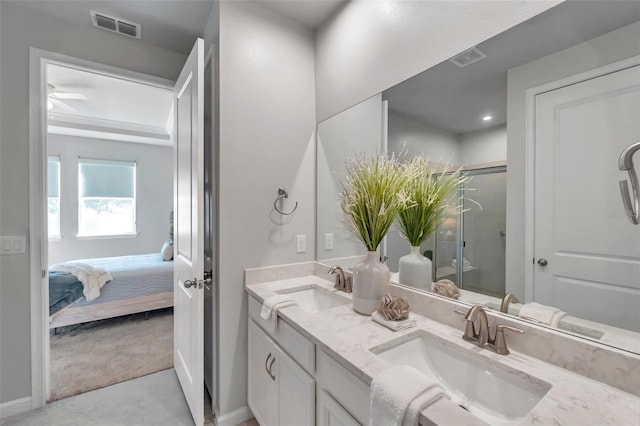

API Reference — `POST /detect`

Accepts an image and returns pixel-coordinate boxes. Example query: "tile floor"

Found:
[2,369,202,426]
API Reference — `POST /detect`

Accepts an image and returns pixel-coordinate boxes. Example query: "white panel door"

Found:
[173,38,205,425]
[534,64,640,331]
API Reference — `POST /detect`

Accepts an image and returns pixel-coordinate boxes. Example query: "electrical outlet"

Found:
[296,234,306,253]
[324,233,334,250]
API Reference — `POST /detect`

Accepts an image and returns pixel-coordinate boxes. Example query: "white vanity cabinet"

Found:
[317,390,360,426]
[247,294,369,426]
[248,320,315,426]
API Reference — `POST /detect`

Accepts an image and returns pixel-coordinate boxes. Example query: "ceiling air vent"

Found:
[449,47,487,68]
[90,11,141,39]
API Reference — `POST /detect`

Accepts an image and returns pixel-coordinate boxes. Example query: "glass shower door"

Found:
[432,167,507,296]
[460,168,507,297]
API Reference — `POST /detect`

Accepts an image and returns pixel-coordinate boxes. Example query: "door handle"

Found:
[265,353,272,377]
[537,258,548,267]
[268,357,276,381]
[184,278,198,288]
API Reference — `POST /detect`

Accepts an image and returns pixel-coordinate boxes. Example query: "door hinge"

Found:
[42,269,46,278]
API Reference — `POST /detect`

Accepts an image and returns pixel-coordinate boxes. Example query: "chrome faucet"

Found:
[328,265,352,293]
[500,293,519,313]
[456,305,524,355]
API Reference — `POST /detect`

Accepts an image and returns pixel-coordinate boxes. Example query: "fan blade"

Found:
[53,92,87,100]
[50,98,79,113]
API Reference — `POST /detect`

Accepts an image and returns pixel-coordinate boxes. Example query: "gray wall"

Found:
[459,125,507,166]
[387,111,459,165]
[0,1,185,405]
[315,0,562,121]
[317,94,383,262]
[506,21,640,298]
[47,135,173,264]
[217,0,316,418]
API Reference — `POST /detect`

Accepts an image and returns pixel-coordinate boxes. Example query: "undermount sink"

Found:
[370,330,551,424]
[275,284,350,313]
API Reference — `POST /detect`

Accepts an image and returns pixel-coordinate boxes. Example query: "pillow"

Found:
[161,240,174,261]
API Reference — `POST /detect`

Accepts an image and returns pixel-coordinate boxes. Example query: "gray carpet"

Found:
[49,308,173,401]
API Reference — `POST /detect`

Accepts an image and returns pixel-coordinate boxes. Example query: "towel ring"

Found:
[274,187,298,216]
[618,141,640,225]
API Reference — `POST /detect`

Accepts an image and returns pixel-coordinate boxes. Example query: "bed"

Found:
[49,253,174,329]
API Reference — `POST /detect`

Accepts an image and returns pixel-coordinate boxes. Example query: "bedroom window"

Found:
[78,159,137,237]
[48,156,61,239]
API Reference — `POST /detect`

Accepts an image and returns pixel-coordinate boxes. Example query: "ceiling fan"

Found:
[47,84,87,113]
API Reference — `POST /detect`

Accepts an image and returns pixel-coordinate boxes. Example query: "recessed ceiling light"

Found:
[482,115,493,122]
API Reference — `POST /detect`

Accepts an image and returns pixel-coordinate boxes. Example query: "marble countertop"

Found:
[246,275,640,426]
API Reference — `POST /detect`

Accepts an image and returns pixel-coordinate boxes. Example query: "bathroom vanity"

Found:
[245,263,640,426]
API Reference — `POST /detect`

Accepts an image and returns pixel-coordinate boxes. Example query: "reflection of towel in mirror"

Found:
[370,365,446,426]
[50,262,112,302]
[431,279,460,299]
[451,258,473,271]
[519,302,566,327]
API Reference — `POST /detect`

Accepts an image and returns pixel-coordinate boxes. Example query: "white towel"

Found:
[370,365,445,426]
[519,302,566,327]
[372,311,416,332]
[50,262,112,302]
[260,295,298,333]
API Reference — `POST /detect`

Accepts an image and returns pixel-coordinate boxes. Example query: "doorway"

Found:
[29,49,177,407]
[44,60,176,401]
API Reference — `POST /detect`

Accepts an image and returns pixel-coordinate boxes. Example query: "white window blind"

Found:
[48,156,60,238]
[78,158,136,237]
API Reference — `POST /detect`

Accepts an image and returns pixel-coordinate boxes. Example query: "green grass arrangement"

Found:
[398,157,469,247]
[340,152,418,251]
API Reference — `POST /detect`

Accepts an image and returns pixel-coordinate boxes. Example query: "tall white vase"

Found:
[398,246,432,291]
[352,250,390,315]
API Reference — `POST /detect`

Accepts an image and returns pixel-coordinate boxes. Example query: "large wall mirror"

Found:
[316,1,640,354]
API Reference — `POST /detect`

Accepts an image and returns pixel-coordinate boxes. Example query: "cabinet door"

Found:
[275,345,315,426]
[248,321,277,426]
[318,390,361,426]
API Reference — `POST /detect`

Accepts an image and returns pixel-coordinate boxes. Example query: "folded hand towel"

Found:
[370,365,445,426]
[372,311,416,332]
[260,295,298,333]
[519,302,566,327]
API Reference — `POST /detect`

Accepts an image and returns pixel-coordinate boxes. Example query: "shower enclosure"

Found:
[432,166,507,297]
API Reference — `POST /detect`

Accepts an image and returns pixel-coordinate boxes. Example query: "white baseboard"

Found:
[0,396,32,419]
[215,405,253,426]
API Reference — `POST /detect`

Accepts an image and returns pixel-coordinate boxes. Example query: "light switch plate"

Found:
[0,236,26,255]
[296,234,306,253]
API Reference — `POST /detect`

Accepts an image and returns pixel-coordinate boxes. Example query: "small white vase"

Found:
[398,246,432,291]
[352,250,390,315]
